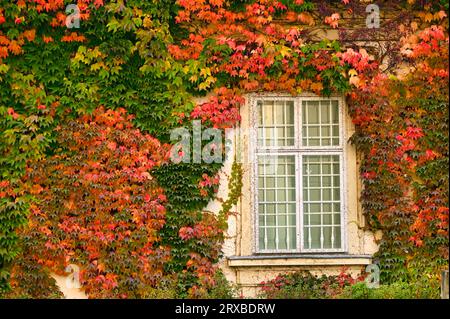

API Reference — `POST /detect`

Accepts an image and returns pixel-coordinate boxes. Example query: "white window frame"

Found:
[250,94,348,254]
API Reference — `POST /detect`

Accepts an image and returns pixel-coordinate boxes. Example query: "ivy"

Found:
[348,25,449,283]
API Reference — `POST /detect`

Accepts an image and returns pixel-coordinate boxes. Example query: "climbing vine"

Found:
[348,24,449,283]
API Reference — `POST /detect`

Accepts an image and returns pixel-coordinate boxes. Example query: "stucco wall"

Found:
[207,93,379,297]
[51,273,88,299]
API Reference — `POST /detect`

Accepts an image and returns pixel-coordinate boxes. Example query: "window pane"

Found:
[310,227,321,249]
[323,226,333,249]
[323,214,332,225]
[257,100,294,147]
[277,190,286,201]
[310,176,320,187]
[322,176,331,187]
[302,100,340,146]
[309,126,320,137]
[288,215,296,225]
[257,101,263,125]
[258,155,297,251]
[323,188,332,201]
[331,101,339,124]
[334,214,341,224]
[310,214,321,225]
[287,189,296,201]
[275,101,284,123]
[334,226,341,248]
[306,101,320,124]
[258,190,265,201]
[289,227,297,249]
[267,228,276,250]
[278,228,287,250]
[309,203,321,213]
[259,214,265,226]
[266,177,275,188]
[287,204,296,214]
[278,215,287,226]
[321,102,330,123]
[303,155,342,250]
[264,101,274,125]
[310,189,321,201]
[259,231,265,250]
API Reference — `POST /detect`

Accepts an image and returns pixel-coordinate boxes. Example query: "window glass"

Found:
[255,98,343,252]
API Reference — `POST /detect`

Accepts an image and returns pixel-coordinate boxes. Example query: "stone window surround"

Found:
[224,92,378,264]
[249,94,348,254]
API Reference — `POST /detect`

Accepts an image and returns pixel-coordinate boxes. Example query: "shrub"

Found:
[258,269,364,299]
[202,270,239,299]
[339,278,441,299]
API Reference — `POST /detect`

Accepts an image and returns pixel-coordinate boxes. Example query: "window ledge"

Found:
[227,254,372,267]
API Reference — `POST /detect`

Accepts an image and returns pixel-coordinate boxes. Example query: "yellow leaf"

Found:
[198,76,216,90]
[348,69,358,77]
[91,62,102,71]
[310,82,323,92]
[189,75,198,83]
[349,75,360,86]
[424,13,433,22]
[200,67,211,77]
[143,16,153,28]
[279,46,291,58]
[436,10,447,20]
[98,263,106,272]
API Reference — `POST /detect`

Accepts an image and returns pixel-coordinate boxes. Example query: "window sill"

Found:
[227,254,372,267]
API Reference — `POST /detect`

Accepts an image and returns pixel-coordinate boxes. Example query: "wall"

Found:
[51,273,88,299]
[204,93,380,297]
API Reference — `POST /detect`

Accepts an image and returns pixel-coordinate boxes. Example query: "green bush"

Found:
[202,270,239,299]
[339,279,440,299]
[258,270,441,299]
[258,270,363,299]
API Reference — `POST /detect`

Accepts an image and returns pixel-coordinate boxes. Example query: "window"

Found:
[252,96,345,253]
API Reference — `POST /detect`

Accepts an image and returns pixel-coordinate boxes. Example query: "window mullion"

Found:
[296,98,301,150]
[261,101,265,148]
[274,155,279,251]
[340,152,345,251]
[263,157,268,251]
[297,153,302,253]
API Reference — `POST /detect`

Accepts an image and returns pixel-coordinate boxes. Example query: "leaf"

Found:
[348,69,358,77]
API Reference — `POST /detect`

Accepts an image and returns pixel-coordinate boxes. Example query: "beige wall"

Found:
[211,93,379,297]
[51,273,88,299]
